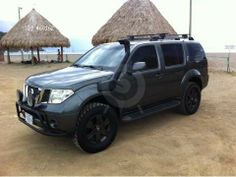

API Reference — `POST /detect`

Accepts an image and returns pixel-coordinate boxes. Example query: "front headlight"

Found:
[48,89,74,104]
[22,83,26,101]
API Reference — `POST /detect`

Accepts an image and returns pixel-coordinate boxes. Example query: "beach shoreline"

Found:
[1,52,236,72]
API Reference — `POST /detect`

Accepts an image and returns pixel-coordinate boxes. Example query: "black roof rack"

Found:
[118,33,194,53]
[123,33,194,42]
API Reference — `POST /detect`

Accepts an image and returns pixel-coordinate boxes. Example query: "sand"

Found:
[0,63,236,175]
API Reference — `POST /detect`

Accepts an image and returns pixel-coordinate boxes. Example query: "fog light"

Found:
[49,120,57,129]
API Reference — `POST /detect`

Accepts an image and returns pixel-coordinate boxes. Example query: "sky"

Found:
[0,0,236,53]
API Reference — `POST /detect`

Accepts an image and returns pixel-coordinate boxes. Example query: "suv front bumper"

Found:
[16,101,68,136]
[16,90,79,136]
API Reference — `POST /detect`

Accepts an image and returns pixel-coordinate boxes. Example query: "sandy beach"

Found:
[2,52,236,72]
[1,0,236,175]
[0,63,236,175]
[207,53,236,72]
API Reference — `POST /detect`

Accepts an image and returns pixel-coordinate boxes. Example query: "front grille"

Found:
[26,85,40,106]
[24,85,51,106]
[41,89,51,103]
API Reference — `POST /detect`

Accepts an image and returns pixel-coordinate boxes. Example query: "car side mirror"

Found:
[132,62,146,72]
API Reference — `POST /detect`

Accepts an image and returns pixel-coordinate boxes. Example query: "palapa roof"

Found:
[92,0,176,46]
[0,9,70,48]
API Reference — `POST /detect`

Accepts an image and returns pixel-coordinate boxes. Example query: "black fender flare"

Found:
[75,84,119,117]
[75,84,102,112]
[181,69,202,92]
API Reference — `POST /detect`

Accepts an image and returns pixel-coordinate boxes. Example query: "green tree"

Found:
[0,31,6,39]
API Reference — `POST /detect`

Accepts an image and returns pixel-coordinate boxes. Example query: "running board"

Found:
[121,100,181,122]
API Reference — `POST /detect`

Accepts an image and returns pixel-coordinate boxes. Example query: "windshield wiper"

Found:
[72,64,103,70]
[82,65,98,70]
[72,63,81,67]
[83,65,104,71]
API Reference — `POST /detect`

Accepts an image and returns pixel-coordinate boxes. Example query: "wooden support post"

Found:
[7,48,11,64]
[227,54,230,73]
[37,48,40,63]
[61,46,63,62]
[20,49,24,62]
[31,47,35,65]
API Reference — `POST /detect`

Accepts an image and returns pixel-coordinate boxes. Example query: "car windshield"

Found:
[73,44,126,71]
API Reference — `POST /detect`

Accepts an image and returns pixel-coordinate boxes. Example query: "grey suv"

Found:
[16,34,208,153]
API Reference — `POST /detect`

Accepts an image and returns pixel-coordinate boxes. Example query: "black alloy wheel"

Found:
[185,86,200,113]
[86,114,111,144]
[73,103,118,153]
[179,82,201,115]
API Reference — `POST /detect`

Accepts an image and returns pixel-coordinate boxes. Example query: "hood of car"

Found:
[26,66,114,90]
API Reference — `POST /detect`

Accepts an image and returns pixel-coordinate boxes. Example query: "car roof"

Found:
[98,39,201,52]
[102,39,200,48]
[130,39,200,46]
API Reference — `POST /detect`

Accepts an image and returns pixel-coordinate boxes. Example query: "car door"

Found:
[157,43,187,99]
[116,44,164,111]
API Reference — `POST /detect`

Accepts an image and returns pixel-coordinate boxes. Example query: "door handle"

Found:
[155,73,163,79]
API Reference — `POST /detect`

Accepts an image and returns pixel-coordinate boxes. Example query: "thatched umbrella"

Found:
[0,9,70,64]
[92,0,176,46]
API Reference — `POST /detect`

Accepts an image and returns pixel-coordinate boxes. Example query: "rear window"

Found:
[161,44,184,67]
[187,43,206,61]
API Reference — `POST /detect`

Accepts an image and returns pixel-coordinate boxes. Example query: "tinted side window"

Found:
[161,44,184,67]
[187,43,206,61]
[131,45,158,70]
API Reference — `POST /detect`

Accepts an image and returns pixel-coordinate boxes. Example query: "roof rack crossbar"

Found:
[127,33,168,41]
[121,33,194,42]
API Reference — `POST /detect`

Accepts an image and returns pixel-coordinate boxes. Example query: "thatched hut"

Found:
[0,9,70,64]
[92,0,176,46]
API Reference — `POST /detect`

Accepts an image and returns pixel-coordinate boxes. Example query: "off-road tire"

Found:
[179,82,201,115]
[73,102,118,153]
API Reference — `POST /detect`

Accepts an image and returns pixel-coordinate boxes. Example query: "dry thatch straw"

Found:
[92,0,176,46]
[0,9,70,49]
